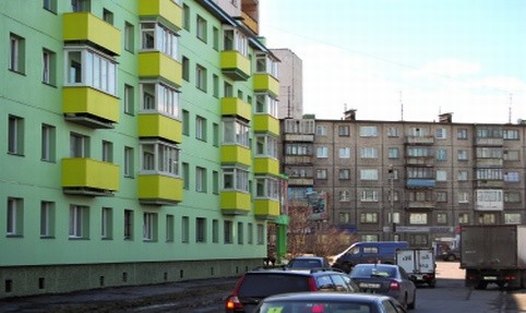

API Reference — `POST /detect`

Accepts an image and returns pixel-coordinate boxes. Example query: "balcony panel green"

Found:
[254,157,280,176]
[63,87,119,128]
[221,51,251,81]
[139,51,182,87]
[221,191,251,215]
[138,174,183,205]
[139,0,182,30]
[254,199,280,220]
[253,73,279,97]
[221,145,252,167]
[63,12,121,55]
[62,158,119,195]
[138,113,182,143]
[221,97,252,121]
[254,114,280,135]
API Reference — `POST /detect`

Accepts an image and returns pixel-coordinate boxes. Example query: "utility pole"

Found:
[388,164,397,241]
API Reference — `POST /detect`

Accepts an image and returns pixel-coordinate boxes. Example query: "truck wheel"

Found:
[428,280,436,288]
[475,282,487,290]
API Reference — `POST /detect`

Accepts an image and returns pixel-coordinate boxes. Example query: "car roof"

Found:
[246,268,342,276]
[354,263,399,269]
[290,256,325,260]
[262,291,390,303]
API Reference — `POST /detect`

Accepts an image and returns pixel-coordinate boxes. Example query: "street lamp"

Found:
[388,165,397,240]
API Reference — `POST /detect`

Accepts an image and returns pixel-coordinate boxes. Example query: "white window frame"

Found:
[359,126,378,137]
[196,166,207,192]
[255,134,278,158]
[40,201,54,238]
[64,47,117,95]
[255,93,278,118]
[222,167,249,192]
[7,198,23,236]
[360,190,379,202]
[222,118,250,147]
[140,82,180,119]
[69,205,88,239]
[339,147,351,159]
[360,169,379,181]
[360,147,378,159]
[316,146,328,158]
[143,212,157,241]
[140,22,178,60]
[101,207,112,239]
[140,140,180,176]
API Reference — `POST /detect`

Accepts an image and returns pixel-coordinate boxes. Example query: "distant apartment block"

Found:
[272,49,303,119]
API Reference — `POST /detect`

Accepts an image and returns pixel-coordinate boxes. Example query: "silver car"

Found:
[349,263,416,310]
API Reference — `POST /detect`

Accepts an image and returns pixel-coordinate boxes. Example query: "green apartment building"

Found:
[0,0,283,297]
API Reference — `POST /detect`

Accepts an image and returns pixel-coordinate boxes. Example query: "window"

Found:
[458,213,469,224]
[457,128,468,139]
[222,167,249,192]
[247,223,253,244]
[436,213,448,224]
[458,191,469,203]
[183,4,190,30]
[101,207,112,239]
[9,33,25,74]
[316,169,328,180]
[359,126,378,137]
[255,53,278,77]
[361,190,379,202]
[124,209,134,240]
[70,132,89,157]
[476,168,502,180]
[182,109,190,136]
[436,170,447,182]
[71,0,90,11]
[257,224,264,245]
[69,205,89,239]
[360,147,378,159]
[7,198,24,237]
[505,192,521,203]
[196,64,207,91]
[103,8,113,24]
[478,213,496,225]
[41,124,56,162]
[223,118,250,147]
[224,28,248,56]
[143,212,157,241]
[140,23,178,59]
[140,141,179,176]
[42,49,56,85]
[43,0,57,12]
[166,215,174,242]
[339,169,350,180]
[504,213,521,225]
[409,213,428,225]
[212,170,219,194]
[224,82,233,97]
[196,217,207,243]
[504,150,520,161]
[457,170,468,181]
[504,171,520,182]
[196,166,207,192]
[339,190,350,202]
[387,127,399,137]
[255,94,278,117]
[212,27,219,50]
[124,22,134,52]
[224,220,233,244]
[255,135,278,158]
[102,140,113,162]
[388,212,400,224]
[476,147,502,159]
[360,213,378,224]
[338,125,350,137]
[339,212,350,224]
[212,219,219,243]
[65,49,117,95]
[255,177,279,199]
[40,201,55,238]
[181,216,189,243]
[237,222,244,244]
[213,123,219,147]
[339,147,351,159]
[196,116,207,141]
[435,128,447,139]
[182,56,190,81]
[124,147,134,178]
[360,169,378,181]
[387,190,399,202]
[212,74,219,97]
[316,146,328,158]
[140,83,180,118]
[182,162,189,189]
[123,84,135,115]
[196,15,207,42]
[316,125,327,136]
[436,149,447,161]
[503,129,519,140]
[8,115,24,155]
[457,149,468,161]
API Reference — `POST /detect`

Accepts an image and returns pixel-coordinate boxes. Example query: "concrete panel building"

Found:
[272,49,303,119]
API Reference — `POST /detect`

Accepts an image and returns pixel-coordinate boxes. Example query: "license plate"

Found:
[359,283,381,289]
[483,276,497,280]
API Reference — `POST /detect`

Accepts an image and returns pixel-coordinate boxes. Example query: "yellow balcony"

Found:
[63,12,120,56]
[254,157,280,176]
[254,199,280,220]
[139,51,182,87]
[138,174,183,205]
[221,145,252,167]
[221,97,252,121]
[63,86,119,129]
[138,113,182,144]
[221,191,251,215]
[221,51,251,81]
[253,73,279,97]
[254,114,280,136]
[62,158,119,196]
[139,0,182,31]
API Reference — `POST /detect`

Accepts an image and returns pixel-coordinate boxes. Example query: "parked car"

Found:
[253,292,408,313]
[287,256,330,269]
[440,248,460,261]
[225,268,360,313]
[349,263,416,310]
[333,241,410,273]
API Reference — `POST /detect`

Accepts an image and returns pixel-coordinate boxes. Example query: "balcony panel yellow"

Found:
[254,157,280,176]
[63,12,121,55]
[62,158,119,192]
[253,73,279,97]
[221,191,251,215]
[139,51,182,87]
[221,145,252,167]
[254,114,280,136]
[139,0,182,30]
[63,87,119,127]
[220,51,251,81]
[138,174,183,205]
[138,113,182,143]
[221,97,251,121]
[254,199,280,220]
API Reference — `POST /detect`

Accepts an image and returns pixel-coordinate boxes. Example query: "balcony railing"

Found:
[254,199,279,220]
[138,113,182,144]
[253,114,279,136]
[139,51,182,87]
[253,73,279,97]
[405,136,435,145]
[139,0,182,30]
[221,145,252,167]
[220,51,251,81]
[63,86,119,128]
[63,12,120,56]
[221,97,251,121]
[138,174,183,205]
[62,158,119,196]
[254,157,279,176]
[221,191,251,215]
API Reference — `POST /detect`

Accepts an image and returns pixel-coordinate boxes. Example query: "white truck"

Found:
[396,248,436,287]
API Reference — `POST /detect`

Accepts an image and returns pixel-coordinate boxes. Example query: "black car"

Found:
[253,292,408,313]
[440,249,460,261]
[225,268,360,313]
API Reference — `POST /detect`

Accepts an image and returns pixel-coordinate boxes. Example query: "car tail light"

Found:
[389,280,400,291]
[225,295,243,311]
[311,304,325,313]
[308,276,318,291]
[505,275,516,281]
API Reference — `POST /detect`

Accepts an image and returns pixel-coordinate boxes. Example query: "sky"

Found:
[259,0,526,124]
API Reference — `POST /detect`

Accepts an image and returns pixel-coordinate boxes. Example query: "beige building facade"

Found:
[272,49,303,119]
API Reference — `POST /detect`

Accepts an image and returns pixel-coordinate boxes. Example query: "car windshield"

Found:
[256,300,371,313]
[288,259,322,268]
[350,266,396,278]
[239,274,310,297]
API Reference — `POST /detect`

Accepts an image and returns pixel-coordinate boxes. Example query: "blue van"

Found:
[332,241,409,273]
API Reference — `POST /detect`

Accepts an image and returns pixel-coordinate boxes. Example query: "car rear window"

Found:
[351,266,396,278]
[239,274,310,297]
[258,301,372,313]
[288,259,322,268]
